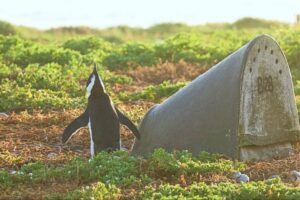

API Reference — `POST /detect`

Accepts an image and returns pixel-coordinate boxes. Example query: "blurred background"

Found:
[0,0,300,43]
[0,0,299,29]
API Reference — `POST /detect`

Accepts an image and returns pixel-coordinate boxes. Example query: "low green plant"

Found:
[0,62,134,111]
[0,171,12,189]
[2,150,300,199]
[146,149,245,179]
[45,182,120,200]
[64,151,141,186]
[139,179,300,200]
[0,150,23,166]
[118,81,187,102]
[0,80,84,111]
[103,42,158,69]
[0,151,142,189]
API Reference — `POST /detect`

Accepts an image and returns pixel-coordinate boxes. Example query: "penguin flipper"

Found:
[115,107,141,140]
[62,109,89,143]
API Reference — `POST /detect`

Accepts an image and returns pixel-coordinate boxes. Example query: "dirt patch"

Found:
[119,61,208,84]
[0,102,154,170]
[245,142,300,185]
[1,108,300,183]
[1,103,300,198]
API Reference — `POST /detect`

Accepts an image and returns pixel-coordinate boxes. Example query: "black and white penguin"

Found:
[62,64,140,157]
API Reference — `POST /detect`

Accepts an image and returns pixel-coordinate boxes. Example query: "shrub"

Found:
[103,42,158,69]
[45,182,120,200]
[62,36,112,55]
[140,179,300,200]
[0,36,81,67]
[118,81,187,102]
[146,148,244,179]
[0,20,16,36]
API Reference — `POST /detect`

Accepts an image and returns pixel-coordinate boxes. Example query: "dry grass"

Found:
[0,101,154,170]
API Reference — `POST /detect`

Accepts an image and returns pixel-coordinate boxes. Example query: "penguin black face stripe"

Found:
[62,64,141,158]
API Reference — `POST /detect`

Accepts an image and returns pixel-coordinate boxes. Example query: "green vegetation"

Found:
[0,149,243,189]
[1,149,298,199]
[118,81,188,102]
[140,179,300,200]
[1,18,300,199]
[45,182,121,200]
[0,17,291,43]
[45,179,300,199]
[0,20,16,36]
[0,61,132,111]
[0,149,245,198]
[1,26,300,111]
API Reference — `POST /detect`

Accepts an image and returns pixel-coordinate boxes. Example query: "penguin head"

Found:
[86,63,106,98]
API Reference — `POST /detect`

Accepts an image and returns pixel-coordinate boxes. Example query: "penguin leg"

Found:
[115,107,141,140]
[62,109,89,143]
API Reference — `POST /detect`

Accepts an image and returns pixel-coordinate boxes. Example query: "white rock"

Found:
[0,112,8,117]
[233,171,242,179]
[47,152,57,158]
[236,173,250,183]
[290,170,300,181]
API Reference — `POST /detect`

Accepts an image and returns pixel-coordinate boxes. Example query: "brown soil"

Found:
[0,101,154,170]
[2,106,300,198]
[1,109,300,180]
[119,61,208,84]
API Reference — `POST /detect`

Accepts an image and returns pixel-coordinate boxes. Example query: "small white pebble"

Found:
[10,170,17,174]
[233,172,242,179]
[0,112,8,117]
[47,152,57,158]
[290,170,300,181]
[236,174,249,183]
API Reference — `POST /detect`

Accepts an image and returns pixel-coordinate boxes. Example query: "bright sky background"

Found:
[0,0,299,29]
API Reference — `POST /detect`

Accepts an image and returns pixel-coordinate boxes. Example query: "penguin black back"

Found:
[87,88,120,154]
[62,64,140,157]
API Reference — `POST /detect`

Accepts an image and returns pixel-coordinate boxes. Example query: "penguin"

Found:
[62,64,140,157]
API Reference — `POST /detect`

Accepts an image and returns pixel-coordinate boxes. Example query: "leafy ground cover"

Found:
[1,19,300,199]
